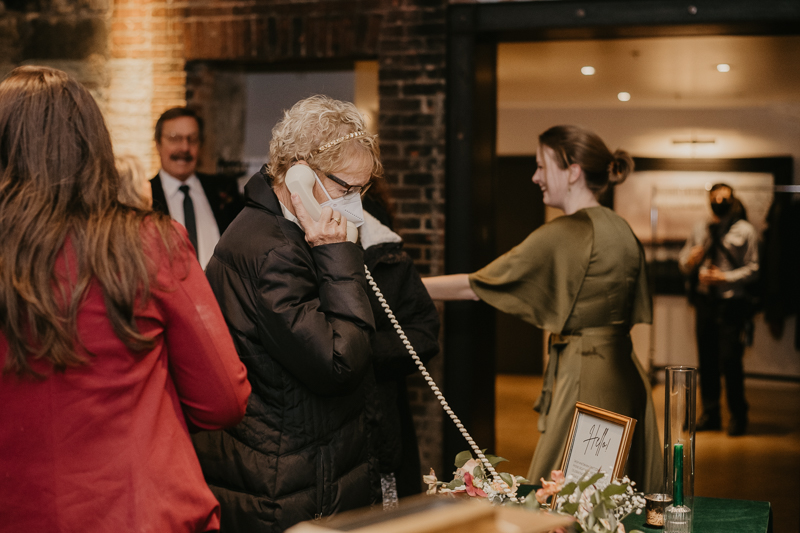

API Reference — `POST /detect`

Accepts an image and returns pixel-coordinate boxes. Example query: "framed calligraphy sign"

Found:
[557,402,636,494]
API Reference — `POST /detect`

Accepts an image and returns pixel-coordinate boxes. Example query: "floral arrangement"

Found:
[536,469,646,533]
[423,450,529,504]
[424,452,645,533]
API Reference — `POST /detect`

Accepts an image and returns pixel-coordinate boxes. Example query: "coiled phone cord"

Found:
[364,265,518,503]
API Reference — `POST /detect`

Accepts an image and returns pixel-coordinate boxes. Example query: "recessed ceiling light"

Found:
[581,66,596,76]
[716,64,731,73]
[617,92,631,102]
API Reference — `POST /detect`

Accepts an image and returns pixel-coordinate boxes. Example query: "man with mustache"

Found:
[151,107,244,269]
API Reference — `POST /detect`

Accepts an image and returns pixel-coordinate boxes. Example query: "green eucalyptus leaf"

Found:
[446,479,465,490]
[578,472,605,492]
[499,472,515,488]
[454,451,473,468]
[473,465,485,479]
[602,483,628,497]
[592,501,606,519]
[522,496,540,510]
[561,502,579,515]
[559,481,578,495]
[485,454,509,467]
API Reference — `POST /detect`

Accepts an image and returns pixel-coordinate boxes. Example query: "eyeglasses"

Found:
[324,172,372,198]
[161,133,201,146]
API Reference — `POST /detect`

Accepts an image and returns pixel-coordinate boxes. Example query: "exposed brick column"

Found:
[376,0,447,482]
[109,0,187,174]
[376,0,446,278]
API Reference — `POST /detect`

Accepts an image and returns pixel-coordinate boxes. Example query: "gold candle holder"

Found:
[644,493,673,527]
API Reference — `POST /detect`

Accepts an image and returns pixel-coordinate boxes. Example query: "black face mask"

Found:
[711,198,732,217]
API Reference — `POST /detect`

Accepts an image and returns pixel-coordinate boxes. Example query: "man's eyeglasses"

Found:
[325,172,372,198]
[162,133,201,146]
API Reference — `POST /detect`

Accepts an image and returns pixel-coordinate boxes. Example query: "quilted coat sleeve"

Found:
[254,241,376,396]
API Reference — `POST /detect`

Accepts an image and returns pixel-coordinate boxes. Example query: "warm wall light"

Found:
[617,92,631,102]
[672,136,716,144]
[716,63,731,73]
[581,66,596,75]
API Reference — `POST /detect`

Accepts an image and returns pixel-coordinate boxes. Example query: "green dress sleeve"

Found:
[467,211,594,333]
[631,237,653,325]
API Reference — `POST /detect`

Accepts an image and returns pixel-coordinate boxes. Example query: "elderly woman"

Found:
[192,95,382,531]
[0,67,250,532]
[424,125,662,494]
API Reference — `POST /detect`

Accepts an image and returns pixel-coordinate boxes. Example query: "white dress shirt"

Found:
[159,170,221,270]
[678,218,759,300]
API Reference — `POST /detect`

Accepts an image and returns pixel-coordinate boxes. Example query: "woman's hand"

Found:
[291,193,347,247]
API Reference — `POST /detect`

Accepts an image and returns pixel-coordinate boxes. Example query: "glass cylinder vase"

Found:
[663,366,697,532]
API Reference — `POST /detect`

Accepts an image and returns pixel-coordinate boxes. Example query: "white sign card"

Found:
[563,412,624,488]
[558,402,637,491]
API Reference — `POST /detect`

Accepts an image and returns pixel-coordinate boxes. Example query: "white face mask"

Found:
[315,173,366,228]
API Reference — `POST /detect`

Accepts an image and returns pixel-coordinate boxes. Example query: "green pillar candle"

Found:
[673,443,684,506]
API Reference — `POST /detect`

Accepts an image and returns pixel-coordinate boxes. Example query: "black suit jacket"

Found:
[150,172,245,235]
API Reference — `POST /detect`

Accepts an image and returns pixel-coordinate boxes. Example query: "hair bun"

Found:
[608,149,633,185]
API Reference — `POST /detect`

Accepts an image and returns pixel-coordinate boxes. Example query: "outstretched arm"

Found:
[422,273,480,301]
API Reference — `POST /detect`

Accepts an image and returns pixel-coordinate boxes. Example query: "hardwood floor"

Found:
[495,374,800,532]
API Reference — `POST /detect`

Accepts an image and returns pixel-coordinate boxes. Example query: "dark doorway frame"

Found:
[443,0,800,464]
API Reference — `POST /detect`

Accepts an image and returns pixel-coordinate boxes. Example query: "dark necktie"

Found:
[179,184,198,258]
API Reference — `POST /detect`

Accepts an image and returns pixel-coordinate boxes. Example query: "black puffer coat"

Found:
[192,171,380,532]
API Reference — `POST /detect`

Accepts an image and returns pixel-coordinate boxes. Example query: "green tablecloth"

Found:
[622,496,772,533]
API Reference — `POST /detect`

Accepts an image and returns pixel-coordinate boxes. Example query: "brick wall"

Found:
[0,0,110,104]
[180,0,448,478]
[109,0,187,174]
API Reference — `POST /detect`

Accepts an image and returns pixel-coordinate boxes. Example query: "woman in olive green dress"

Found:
[423,125,662,493]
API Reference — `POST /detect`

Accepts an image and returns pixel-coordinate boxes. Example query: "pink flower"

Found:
[457,458,482,480]
[463,472,488,498]
[535,470,566,504]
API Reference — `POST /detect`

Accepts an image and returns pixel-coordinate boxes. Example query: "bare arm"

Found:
[422,274,480,301]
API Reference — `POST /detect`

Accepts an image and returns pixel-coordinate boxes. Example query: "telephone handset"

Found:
[284,164,359,243]
[286,163,515,500]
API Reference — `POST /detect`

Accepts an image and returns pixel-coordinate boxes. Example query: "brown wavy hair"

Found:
[539,125,634,197]
[0,66,179,377]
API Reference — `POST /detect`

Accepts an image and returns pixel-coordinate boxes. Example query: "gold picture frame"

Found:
[551,402,637,507]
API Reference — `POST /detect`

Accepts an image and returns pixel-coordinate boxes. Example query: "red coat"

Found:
[0,223,251,533]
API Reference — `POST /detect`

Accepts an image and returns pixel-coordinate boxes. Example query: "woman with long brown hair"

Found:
[0,66,250,532]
